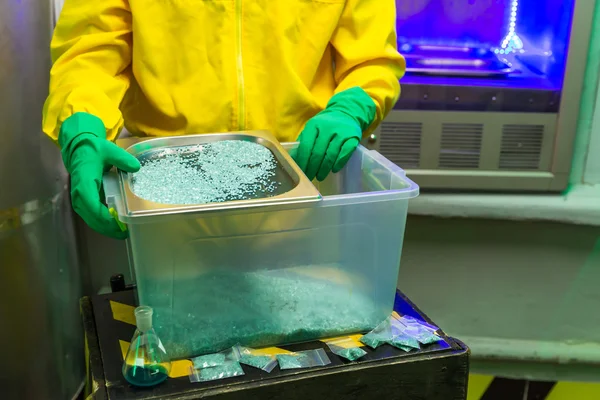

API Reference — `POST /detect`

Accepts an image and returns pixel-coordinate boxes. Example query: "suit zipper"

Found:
[235,0,245,130]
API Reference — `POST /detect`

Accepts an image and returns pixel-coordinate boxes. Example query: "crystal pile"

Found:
[276,353,313,369]
[238,354,274,370]
[360,315,443,353]
[131,140,279,205]
[191,362,244,382]
[333,346,367,361]
[145,265,383,359]
[192,353,227,369]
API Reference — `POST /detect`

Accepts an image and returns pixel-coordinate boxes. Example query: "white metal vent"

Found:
[439,123,483,169]
[379,122,422,168]
[499,125,544,170]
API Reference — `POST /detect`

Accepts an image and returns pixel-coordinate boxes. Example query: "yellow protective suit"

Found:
[43,0,404,143]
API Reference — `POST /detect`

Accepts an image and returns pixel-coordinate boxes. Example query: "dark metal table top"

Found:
[82,290,469,400]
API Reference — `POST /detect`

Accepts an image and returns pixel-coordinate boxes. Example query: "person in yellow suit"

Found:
[43,0,405,239]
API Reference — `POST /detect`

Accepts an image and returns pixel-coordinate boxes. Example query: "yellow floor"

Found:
[467,374,495,400]
[546,382,600,400]
[468,374,600,400]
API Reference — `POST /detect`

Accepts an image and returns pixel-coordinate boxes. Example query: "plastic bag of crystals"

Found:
[399,315,439,333]
[234,345,278,373]
[397,315,443,345]
[276,348,331,370]
[189,361,245,383]
[325,338,367,361]
[361,315,439,350]
[388,332,420,351]
[191,347,239,369]
[360,317,395,349]
[192,353,227,369]
[417,332,443,345]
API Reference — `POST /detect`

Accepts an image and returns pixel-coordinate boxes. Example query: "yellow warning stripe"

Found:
[110,301,136,326]
[113,303,193,378]
[546,381,600,400]
[466,374,494,400]
[246,347,291,356]
[119,340,129,361]
[84,332,91,396]
[120,339,193,378]
[319,334,364,348]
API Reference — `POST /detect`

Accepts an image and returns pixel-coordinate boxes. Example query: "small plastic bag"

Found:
[388,332,420,350]
[276,348,331,370]
[407,327,443,345]
[189,361,245,383]
[328,345,367,361]
[234,345,278,373]
[325,338,367,361]
[399,315,439,333]
[361,315,437,350]
[360,317,395,349]
[189,346,245,383]
[192,353,227,369]
[392,344,414,352]
[417,332,443,344]
[398,315,443,345]
[191,347,239,369]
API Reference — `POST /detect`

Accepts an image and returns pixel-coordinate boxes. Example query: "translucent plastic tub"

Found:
[104,143,419,359]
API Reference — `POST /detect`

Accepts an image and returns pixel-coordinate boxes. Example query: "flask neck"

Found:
[134,306,153,332]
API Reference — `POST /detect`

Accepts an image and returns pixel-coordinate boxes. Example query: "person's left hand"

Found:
[294,111,362,182]
[294,87,376,181]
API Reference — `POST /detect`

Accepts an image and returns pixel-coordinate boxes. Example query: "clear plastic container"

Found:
[104,144,419,359]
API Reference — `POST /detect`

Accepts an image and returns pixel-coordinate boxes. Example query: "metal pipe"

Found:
[0,0,84,398]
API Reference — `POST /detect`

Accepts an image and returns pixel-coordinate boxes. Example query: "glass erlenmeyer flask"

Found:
[122,306,171,387]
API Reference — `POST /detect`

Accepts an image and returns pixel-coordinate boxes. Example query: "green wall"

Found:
[398,216,600,381]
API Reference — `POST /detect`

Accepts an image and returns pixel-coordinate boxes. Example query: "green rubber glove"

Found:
[59,112,140,239]
[295,87,376,181]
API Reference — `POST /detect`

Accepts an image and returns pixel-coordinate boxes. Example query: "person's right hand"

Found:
[59,112,140,239]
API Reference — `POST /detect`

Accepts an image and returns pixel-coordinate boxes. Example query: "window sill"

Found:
[408,184,600,226]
